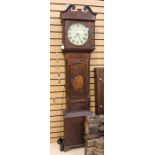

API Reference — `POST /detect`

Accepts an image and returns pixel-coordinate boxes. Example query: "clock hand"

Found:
[74,33,78,38]
[77,33,82,42]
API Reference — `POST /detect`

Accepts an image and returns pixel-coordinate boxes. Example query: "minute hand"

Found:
[77,33,82,42]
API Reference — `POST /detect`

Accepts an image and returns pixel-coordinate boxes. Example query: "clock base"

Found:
[63,110,92,151]
[64,144,84,152]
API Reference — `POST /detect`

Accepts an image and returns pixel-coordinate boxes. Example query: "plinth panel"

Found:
[64,111,92,149]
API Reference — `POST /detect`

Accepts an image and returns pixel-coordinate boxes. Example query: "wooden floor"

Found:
[50,143,84,155]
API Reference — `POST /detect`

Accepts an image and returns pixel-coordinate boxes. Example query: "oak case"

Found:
[61,5,96,52]
[60,5,97,150]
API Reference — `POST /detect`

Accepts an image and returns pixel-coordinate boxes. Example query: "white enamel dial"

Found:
[67,23,89,46]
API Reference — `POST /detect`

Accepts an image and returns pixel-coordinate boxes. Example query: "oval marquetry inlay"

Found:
[72,75,84,89]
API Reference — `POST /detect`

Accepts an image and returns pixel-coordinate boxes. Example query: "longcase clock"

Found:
[60,5,97,151]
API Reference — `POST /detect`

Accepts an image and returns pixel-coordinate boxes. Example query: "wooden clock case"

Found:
[61,5,96,52]
[60,5,97,151]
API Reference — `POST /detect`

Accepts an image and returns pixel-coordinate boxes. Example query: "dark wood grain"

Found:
[65,53,90,111]
[60,5,97,150]
[64,110,92,149]
[61,5,96,52]
[95,67,104,115]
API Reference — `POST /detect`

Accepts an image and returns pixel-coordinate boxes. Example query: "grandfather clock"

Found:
[60,5,97,150]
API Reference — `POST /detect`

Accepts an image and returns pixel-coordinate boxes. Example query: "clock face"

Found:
[67,23,89,46]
